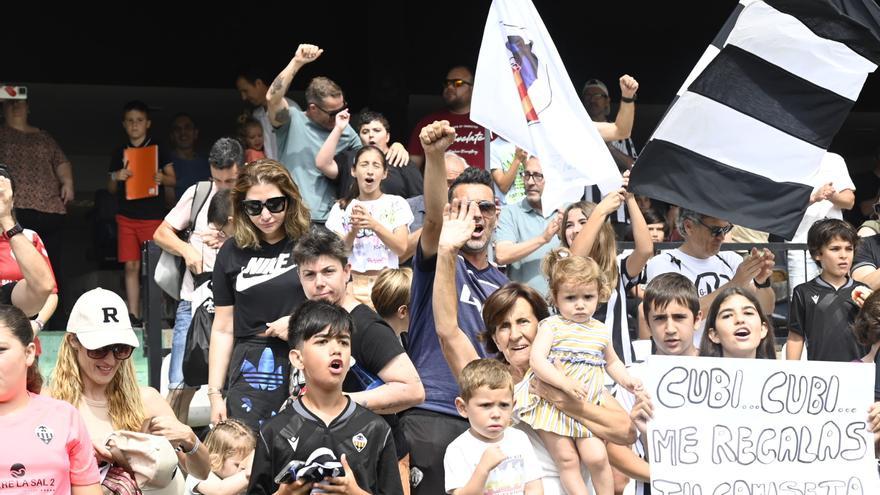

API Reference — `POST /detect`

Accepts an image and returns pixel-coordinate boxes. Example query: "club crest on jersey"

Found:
[352,432,368,452]
[35,425,54,445]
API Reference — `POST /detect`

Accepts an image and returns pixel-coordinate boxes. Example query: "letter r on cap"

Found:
[102,307,118,323]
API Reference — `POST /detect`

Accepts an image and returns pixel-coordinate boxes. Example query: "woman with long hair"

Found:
[699,286,777,359]
[326,145,412,308]
[208,159,311,430]
[561,173,654,366]
[49,288,210,492]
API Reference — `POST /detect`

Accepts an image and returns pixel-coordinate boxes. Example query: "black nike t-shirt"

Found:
[213,236,306,338]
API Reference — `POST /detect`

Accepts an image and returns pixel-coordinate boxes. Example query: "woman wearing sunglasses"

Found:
[49,288,210,490]
[208,159,310,431]
[560,170,654,367]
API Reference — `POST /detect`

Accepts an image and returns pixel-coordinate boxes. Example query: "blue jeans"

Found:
[168,300,196,389]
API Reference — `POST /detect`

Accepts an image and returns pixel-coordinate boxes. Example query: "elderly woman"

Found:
[433,199,636,494]
[49,288,210,492]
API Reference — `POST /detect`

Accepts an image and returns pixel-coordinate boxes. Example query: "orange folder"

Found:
[123,145,159,200]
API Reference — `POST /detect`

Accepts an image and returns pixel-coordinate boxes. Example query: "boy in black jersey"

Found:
[787,218,867,361]
[248,300,403,495]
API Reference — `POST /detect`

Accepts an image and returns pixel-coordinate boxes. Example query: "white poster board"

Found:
[646,355,880,495]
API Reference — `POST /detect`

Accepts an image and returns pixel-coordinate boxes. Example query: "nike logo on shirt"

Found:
[236,253,297,292]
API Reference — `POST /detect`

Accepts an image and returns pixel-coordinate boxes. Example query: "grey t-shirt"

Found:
[275,108,361,221]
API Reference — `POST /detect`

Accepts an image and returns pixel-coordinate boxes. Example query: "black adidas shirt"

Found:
[788,276,867,362]
[249,397,402,495]
[213,236,306,338]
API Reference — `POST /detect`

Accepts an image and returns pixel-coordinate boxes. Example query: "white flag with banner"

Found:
[471,0,620,217]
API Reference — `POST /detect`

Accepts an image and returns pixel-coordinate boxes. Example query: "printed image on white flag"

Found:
[630,0,880,239]
[471,0,620,217]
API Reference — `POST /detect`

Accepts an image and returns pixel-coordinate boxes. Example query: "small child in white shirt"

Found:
[444,359,544,495]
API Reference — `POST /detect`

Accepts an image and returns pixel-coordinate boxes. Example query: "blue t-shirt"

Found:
[495,199,559,297]
[407,242,509,416]
[171,153,210,200]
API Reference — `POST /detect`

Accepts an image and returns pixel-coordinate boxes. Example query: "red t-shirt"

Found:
[407,110,487,169]
[0,393,101,494]
[0,229,57,292]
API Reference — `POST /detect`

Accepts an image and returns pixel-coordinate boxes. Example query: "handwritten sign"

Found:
[646,355,880,495]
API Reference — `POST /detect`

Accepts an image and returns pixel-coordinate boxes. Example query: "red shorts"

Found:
[116,215,162,262]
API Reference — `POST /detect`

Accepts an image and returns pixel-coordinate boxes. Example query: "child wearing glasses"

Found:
[326,145,413,309]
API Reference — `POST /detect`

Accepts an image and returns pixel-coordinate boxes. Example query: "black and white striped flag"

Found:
[630,0,880,239]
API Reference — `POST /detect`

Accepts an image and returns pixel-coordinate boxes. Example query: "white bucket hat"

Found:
[67,288,140,349]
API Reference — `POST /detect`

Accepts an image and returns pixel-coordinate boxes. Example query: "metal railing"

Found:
[141,241,166,389]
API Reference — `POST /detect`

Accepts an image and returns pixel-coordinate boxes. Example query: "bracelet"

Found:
[180,435,201,455]
[207,387,223,396]
[621,96,636,103]
[33,319,44,332]
[754,278,772,289]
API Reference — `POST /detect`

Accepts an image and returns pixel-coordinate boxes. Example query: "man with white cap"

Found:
[50,287,212,485]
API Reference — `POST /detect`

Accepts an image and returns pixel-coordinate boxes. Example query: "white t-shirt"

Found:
[790,152,855,243]
[163,182,216,300]
[645,248,742,343]
[325,194,413,272]
[444,427,542,495]
[489,136,526,206]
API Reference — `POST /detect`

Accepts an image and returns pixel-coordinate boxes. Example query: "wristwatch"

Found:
[3,223,23,240]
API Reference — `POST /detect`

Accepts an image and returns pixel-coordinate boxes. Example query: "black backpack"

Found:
[182,272,213,386]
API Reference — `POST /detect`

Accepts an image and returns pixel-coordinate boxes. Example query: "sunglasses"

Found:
[697,218,734,237]
[444,79,473,89]
[242,196,288,216]
[469,200,497,215]
[86,344,134,360]
[313,101,348,118]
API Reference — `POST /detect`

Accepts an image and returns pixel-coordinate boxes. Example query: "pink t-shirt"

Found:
[0,393,100,494]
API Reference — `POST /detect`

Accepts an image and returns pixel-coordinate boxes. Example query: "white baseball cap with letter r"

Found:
[66,288,140,349]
